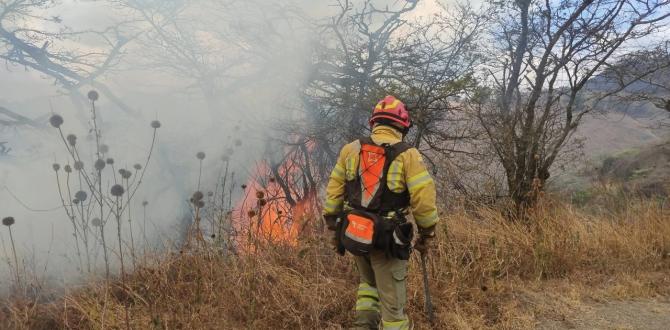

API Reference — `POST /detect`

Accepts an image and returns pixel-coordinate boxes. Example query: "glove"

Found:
[324,215,344,255]
[414,237,432,254]
[324,214,339,231]
[414,226,436,255]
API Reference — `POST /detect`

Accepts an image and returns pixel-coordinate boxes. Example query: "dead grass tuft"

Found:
[1,198,669,329]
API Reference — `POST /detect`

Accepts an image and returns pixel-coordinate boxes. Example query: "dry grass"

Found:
[1,198,669,329]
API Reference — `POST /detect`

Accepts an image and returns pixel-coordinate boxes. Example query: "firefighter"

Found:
[323,95,438,330]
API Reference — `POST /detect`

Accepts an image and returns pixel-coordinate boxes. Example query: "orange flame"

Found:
[234,144,320,248]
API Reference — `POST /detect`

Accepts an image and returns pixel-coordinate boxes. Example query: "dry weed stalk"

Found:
[49,91,160,280]
[2,217,22,293]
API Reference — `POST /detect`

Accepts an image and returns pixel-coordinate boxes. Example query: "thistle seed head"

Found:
[64,165,72,173]
[247,210,256,218]
[100,144,109,154]
[74,161,84,171]
[142,201,148,206]
[111,184,125,197]
[119,169,132,179]
[241,184,247,190]
[87,90,99,101]
[52,163,61,172]
[255,191,265,199]
[259,199,267,206]
[151,120,161,129]
[192,191,204,201]
[73,199,80,205]
[49,114,64,128]
[66,134,77,146]
[95,159,106,171]
[106,158,114,165]
[75,190,87,202]
[197,200,205,208]
[196,152,206,160]
[207,191,213,197]
[2,217,15,226]
[91,218,102,227]
[133,163,142,170]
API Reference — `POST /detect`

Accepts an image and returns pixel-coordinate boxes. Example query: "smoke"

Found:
[0,0,445,290]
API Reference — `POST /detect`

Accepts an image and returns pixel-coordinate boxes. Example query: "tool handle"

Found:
[420,252,435,324]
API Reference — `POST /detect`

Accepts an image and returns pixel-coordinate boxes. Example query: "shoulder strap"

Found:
[385,142,411,162]
[377,142,413,213]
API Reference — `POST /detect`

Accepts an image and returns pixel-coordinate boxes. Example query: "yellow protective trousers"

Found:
[352,249,411,330]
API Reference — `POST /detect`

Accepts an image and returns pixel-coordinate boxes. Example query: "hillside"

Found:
[577,112,666,159]
[597,141,670,196]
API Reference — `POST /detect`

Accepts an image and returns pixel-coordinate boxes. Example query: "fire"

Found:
[234,143,320,248]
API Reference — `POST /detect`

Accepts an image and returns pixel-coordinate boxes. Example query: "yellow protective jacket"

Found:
[323,125,438,229]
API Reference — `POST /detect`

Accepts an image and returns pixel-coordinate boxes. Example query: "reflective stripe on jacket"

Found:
[323,125,438,229]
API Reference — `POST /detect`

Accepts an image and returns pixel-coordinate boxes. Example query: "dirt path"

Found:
[538,299,670,330]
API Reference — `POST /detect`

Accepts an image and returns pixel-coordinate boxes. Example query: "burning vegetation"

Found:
[1,0,670,329]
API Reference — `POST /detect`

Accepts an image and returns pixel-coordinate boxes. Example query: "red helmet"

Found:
[369,95,411,129]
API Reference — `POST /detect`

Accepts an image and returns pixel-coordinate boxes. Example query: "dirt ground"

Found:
[538,299,670,330]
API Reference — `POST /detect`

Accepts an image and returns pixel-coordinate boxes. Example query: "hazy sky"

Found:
[0,0,456,110]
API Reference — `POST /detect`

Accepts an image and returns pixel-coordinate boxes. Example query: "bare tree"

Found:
[284,0,484,185]
[302,0,420,145]
[388,2,487,186]
[470,0,670,213]
[0,0,135,117]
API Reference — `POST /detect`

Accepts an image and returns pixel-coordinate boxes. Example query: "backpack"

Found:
[338,137,412,257]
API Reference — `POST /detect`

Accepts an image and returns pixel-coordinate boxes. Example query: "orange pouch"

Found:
[340,210,379,256]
